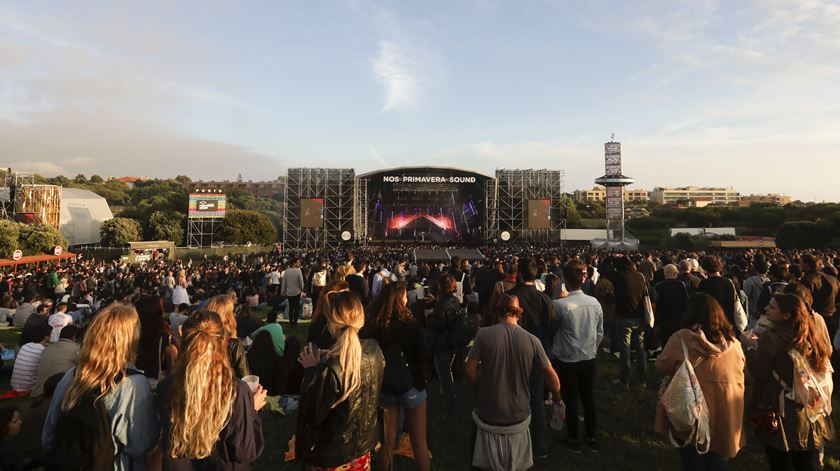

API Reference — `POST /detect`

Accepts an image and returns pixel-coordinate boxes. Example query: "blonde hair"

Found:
[325,291,365,408]
[205,295,237,340]
[168,311,236,459]
[62,303,140,410]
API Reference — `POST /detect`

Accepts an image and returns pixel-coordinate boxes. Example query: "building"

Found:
[573,187,649,204]
[59,187,114,246]
[188,178,286,199]
[650,186,740,205]
[108,176,147,189]
[739,193,792,207]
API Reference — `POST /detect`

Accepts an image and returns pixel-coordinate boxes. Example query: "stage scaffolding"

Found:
[487,169,566,244]
[284,168,355,251]
[353,176,368,243]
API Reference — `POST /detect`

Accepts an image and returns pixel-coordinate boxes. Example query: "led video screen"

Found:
[528,199,551,229]
[300,198,324,228]
[362,168,488,243]
[188,193,227,219]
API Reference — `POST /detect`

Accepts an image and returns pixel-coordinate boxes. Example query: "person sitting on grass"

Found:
[9,324,52,395]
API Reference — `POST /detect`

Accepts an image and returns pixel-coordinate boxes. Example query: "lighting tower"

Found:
[595,135,635,245]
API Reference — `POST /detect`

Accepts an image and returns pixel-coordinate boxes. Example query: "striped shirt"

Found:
[11,342,46,391]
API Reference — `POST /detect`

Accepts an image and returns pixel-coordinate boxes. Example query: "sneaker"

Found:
[586,438,599,453]
[564,439,582,455]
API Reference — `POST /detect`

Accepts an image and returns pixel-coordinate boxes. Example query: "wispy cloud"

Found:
[373,41,420,111]
[369,145,388,166]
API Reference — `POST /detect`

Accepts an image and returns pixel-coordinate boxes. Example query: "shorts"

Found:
[380,387,427,409]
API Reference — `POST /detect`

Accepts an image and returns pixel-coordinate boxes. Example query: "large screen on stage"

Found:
[300,198,324,228]
[528,199,551,229]
[362,168,489,243]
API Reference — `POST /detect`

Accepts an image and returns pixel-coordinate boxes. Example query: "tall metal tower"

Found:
[594,136,636,248]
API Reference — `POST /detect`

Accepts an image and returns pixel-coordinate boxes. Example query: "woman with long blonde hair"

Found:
[297,291,384,470]
[43,303,159,470]
[206,294,250,377]
[156,310,266,469]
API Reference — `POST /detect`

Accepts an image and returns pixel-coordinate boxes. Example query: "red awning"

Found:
[0,252,77,268]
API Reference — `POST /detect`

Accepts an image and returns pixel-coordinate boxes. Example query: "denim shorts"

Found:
[380,387,427,409]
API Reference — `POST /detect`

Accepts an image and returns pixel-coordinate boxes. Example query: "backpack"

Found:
[775,349,833,423]
[658,340,711,454]
[53,370,141,470]
[381,340,414,395]
[378,271,393,286]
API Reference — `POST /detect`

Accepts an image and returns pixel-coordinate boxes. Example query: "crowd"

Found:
[0,244,837,471]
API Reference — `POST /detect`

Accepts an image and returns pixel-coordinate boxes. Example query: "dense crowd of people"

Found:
[0,244,838,470]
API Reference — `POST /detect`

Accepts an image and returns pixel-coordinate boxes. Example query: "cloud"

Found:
[373,41,421,111]
[369,145,388,166]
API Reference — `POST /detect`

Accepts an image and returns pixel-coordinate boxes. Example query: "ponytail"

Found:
[325,291,365,409]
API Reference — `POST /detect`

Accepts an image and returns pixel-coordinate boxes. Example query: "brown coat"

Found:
[655,328,746,459]
[747,318,836,451]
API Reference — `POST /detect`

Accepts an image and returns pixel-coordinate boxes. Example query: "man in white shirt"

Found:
[269,266,283,286]
[48,302,73,343]
[550,259,604,453]
[370,258,397,301]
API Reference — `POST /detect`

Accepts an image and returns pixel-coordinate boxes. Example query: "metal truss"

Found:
[487,169,567,244]
[187,218,221,247]
[283,168,355,251]
[353,177,368,243]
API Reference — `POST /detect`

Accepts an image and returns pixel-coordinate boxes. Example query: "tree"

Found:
[18,223,67,254]
[89,174,104,183]
[74,174,87,184]
[776,221,831,249]
[216,210,277,245]
[0,220,20,258]
[563,197,582,228]
[100,217,142,247]
[147,211,185,245]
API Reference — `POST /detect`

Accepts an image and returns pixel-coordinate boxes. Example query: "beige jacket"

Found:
[655,328,746,459]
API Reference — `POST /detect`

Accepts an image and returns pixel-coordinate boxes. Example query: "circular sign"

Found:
[53,246,63,256]
[12,249,23,261]
[341,231,352,241]
[500,231,511,242]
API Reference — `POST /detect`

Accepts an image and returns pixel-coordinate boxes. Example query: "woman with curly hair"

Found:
[363,281,430,471]
[43,303,159,470]
[156,310,266,469]
[206,294,250,378]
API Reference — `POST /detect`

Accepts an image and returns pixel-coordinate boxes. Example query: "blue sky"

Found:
[2,0,840,201]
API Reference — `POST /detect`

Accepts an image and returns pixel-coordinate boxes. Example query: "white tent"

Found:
[59,187,114,246]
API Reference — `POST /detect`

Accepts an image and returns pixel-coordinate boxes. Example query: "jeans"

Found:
[433,350,456,414]
[765,446,815,471]
[529,369,548,456]
[554,359,597,441]
[287,294,301,326]
[618,317,647,385]
[679,446,728,471]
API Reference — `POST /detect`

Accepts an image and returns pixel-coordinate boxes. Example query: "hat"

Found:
[497,294,524,316]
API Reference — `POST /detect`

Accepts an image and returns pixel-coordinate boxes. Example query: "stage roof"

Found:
[356,166,494,179]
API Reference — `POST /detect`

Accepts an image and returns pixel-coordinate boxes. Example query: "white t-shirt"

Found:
[11,342,46,391]
[48,312,73,343]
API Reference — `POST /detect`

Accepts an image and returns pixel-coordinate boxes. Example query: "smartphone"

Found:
[1,348,14,361]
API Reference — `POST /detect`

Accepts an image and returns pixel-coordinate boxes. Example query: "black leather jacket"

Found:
[429,294,461,352]
[297,339,384,467]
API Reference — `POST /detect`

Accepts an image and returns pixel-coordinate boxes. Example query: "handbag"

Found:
[748,404,779,437]
[643,290,655,330]
[658,340,710,453]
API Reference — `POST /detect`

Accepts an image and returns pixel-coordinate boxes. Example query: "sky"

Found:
[2,0,840,201]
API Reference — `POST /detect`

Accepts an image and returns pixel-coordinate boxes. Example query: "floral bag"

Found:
[658,340,711,453]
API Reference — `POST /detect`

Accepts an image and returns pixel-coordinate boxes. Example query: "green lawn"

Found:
[4,320,840,470]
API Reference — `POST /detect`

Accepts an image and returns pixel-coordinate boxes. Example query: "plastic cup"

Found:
[243,375,260,393]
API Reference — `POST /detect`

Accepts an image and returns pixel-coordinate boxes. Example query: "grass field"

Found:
[3,322,840,470]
